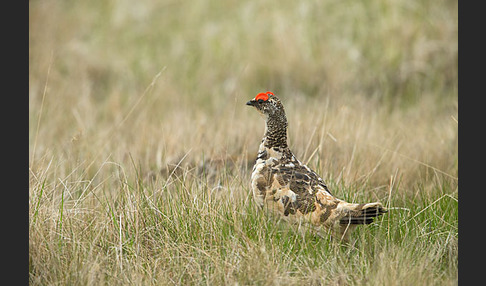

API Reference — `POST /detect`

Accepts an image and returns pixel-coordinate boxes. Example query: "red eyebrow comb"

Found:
[255,93,269,101]
[255,91,274,101]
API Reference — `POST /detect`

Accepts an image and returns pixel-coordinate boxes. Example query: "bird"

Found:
[246,91,386,241]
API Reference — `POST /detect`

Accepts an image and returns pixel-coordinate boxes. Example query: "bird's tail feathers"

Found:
[339,202,387,225]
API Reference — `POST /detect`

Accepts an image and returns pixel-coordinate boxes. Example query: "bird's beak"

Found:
[246,100,256,106]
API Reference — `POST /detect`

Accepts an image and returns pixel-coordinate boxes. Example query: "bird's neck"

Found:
[263,114,289,151]
[256,114,297,164]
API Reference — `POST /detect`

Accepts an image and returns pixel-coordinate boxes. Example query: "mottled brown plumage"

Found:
[247,91,387,241]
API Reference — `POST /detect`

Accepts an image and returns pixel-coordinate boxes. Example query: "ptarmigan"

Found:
[247,91,386,241]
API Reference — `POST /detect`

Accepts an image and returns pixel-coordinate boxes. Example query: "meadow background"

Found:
[29,0,458,284]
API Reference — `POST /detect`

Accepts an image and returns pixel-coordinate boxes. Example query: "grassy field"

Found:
[29,0,457,285]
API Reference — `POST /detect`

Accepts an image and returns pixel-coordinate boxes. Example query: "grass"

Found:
[29,0,457,285]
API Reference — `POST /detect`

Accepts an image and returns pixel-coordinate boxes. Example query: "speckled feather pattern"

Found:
[247,92,386,241]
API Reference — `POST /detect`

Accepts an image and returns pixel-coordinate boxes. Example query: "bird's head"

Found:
[246,91,286,119]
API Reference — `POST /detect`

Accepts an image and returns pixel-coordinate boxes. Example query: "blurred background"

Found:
[29,1,458,283]
[29,0,457,189]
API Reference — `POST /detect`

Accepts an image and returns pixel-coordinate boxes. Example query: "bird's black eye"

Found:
[258,99,264,103]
